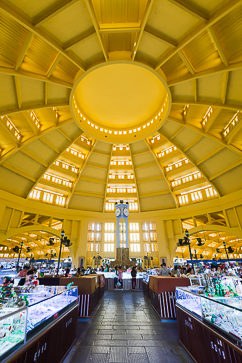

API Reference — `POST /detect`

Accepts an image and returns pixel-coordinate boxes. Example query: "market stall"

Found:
[148,276,190,319]
[176,286,242,362]
[0,285,78,363]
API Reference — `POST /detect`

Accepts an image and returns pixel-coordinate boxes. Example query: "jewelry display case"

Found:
[0,307,27,362]
[176,287,203,317]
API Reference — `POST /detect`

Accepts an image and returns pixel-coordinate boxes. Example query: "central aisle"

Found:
[65,291,192,363]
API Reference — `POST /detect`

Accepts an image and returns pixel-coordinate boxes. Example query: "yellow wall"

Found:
[1,189,242,267]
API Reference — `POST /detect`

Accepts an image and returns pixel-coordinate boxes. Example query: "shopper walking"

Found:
[131,266,137,290]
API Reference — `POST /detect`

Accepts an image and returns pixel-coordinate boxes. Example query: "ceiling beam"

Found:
[64,28,96,51]
[21,149,48,167]
[0,102,69,119]
[129,144,141,212]
[140,190,170,198]
[156,0,242,69]
[1,162,36,182]
[158,129,221,197]
[132,0,155,60]
[0,1,85,71]
[204,108,222,133]
[166,0,208,22]
[27,130,83,198]
[145,139,178,208]
[46,108,57,126]
[66,140,96,207]
[168,60,242,87]
[0,66,72,89]
[99,22,140,33]
[0,120,19,147]
[58,128,72,142]
[84,0,108,61]
[79,176,106,184]
[13,76,22,109]
[226,119,242,144]
[137,175,163,184]
[178,50,195,74]
[196,145,225,165]
[209,158,242,180]
[144,27,177,48]
[221,71,229,105]
[34,0,79,28]
[172,100,242,112]
[103,146,113,212]
[15,32,34,71]
[170,126,183,140]
[45,83,49,105]
[73,191,103,198]
[22,113,39,135]
[167,115,242,155]
[193,79,197,102]
[46,53,63,78]
[208,27,228,66]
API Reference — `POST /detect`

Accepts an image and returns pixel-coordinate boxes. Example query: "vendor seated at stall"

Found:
[25,269,39,286]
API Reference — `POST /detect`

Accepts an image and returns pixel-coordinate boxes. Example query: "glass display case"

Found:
[201,295,242,342]
[176,287,203,317]
[0,307,27,361]
[17,285,78,334]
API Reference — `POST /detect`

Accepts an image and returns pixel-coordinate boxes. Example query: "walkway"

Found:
[65,291,192,363]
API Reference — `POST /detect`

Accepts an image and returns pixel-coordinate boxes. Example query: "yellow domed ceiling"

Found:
[0,0,242,213]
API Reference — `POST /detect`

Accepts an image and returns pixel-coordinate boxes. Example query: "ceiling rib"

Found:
[46,53,63,78]
[27,130,83,198]
[166,0,208,22]
[2,162,36,182]
[14,76,22,109]
[67,139,97,207]
[0,118,75,164]
[157,130,221,197]
[196,146,225,165]
[208,27,228,66]
[172,100,242,113]
[145,139,178,208]
[15,32,33,71]
[132,0,155,61]
[155,0,242,69]
[0,67,73,89]
[209,158,242,181]
[0,103,69,119]
[183,135,203,152]
[168,60,242,87]
[144,27,177,48]
[167,116,242,155]
[102,146,113,213]
[84,0,108,61]
[129,144,141,212]
[221,72,229,104]
[0,0,86,71]
[64,29,96,51]
[34,0,79,28]
[178,50,195,74]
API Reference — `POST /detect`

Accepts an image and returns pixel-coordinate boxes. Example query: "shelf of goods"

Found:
[0,285,78,363]
[103,272,144,290]
[176,286,242,362]
[144,276,190,320]
[38,275,105,319]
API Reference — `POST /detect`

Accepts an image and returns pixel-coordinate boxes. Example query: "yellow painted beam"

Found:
[41,137,59,153]
[168,61,242,87]
[103,146,113,212]
[221,71,229,105]
[137,175,164,184]
[144,27,176,48]
[84,0,108,61]
[73,191,104,198]
[172,100,242,112]
[0,66,73,89]
[132,149,151,156]
[156,0,242,69]
[166,0,208,22]
[58,128,72,142]
[178,50,195,74]
[168,115,242,155]
[99,22,140,33]
[0,121,19,147]
[79,176,106,184]
[132,0,155,61]
[140,190,170,198]
[46,53,63,78]
[34,0,79,27]
[196,146,224,165]
[204,108,222,133]
[226,117,242,144]
[21,149,48,167]
[209,27,228,66]
[0,1,85,71]
[45,83,49,105]
[129,144,141,212]
[64,28,96,51]
[134,161,157,169]
[170,126,183,140]
[15,32,33,71]
[22,113,38,135]
[209,158,242,181]
[14,76,22,109]
[2,162,36,182]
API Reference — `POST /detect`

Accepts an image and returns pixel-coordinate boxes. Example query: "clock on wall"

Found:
[115,208,121,217]
[124,208,129,217]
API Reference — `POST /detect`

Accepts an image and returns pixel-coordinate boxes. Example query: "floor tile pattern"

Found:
[65,291,193,363]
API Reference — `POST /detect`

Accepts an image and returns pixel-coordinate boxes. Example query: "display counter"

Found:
[0,285,78,363]
[176,287,242,362]
[147,276,190,319]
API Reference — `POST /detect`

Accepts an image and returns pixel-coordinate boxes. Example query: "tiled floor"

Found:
[65,291,193,363]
